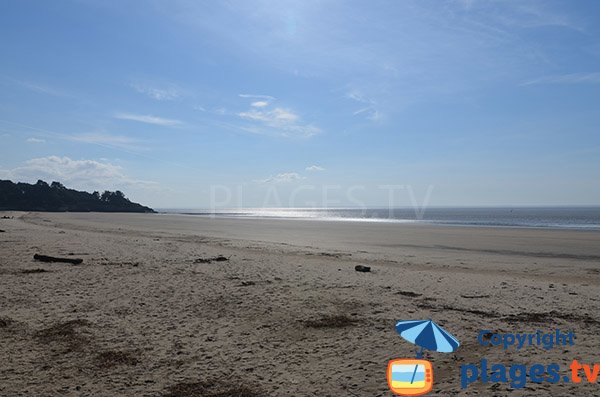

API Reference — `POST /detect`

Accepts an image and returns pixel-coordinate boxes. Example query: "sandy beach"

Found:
[1,211,599,396]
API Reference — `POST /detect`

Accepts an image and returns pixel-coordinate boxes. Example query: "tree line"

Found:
[0,179,155,213]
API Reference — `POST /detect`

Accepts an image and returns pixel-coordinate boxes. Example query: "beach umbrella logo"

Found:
[387,319,459,396]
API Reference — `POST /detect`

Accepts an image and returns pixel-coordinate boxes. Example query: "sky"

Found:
[1,0,600,208]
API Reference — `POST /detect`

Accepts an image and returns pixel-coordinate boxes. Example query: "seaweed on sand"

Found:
[95,350,140,368]
[35,319,92,351]
[303,314,358,329]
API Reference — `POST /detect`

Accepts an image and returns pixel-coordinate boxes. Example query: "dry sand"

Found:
[1,211,599,396]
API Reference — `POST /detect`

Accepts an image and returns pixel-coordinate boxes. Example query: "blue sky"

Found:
[1,0,599,208]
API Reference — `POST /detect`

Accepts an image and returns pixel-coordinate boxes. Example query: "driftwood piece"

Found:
[34,254,83,265]
[460,294,491,299]
[193,255,229,264]
[354,265,371,273]
[396,291,422,297]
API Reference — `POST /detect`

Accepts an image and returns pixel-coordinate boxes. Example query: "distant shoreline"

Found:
[156,206,600,232]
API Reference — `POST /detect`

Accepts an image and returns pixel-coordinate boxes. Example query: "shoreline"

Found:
[160,211,600,232]
[155,207,600,232]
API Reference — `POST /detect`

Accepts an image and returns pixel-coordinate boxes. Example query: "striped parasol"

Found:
[395,319,459,357]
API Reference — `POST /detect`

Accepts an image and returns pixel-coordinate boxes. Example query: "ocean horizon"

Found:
[158,206,600,231]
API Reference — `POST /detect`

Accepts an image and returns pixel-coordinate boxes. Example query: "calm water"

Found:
[160,207,600,231]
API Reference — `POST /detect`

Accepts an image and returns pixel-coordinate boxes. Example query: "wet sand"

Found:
[1,212,599,396]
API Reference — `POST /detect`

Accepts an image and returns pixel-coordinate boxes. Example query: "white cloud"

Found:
[238,100,320,138]
[26,137,45,143]
[251,101,269,108]
[114,112,182,127]
[0,156,156,191]
[305,165,325,172]
[256,172,305,183]
[131,83,182,101]
[239,93,275,100]
[239,107,298,124]
[522,72,600,85]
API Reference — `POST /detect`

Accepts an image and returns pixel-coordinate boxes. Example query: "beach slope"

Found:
[1,212,599,396]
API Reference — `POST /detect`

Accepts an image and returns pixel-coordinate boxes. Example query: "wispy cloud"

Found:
[237,99,320,138]
[0,156,157,190]
[131,82,182,101]
[6,78,70,97]
[26,137,45,143]
[195,105,229,115]
[522,72,600,86]
[167,1,587,121]
[496,2,582,31]
[256,172,305,183]
[305,165,324,172]
[346,90,375,104]
[114,112,183,127]
[67,133,145,151]
[346,90,382,122]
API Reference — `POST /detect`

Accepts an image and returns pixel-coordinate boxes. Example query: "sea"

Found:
[159,207,600,231]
